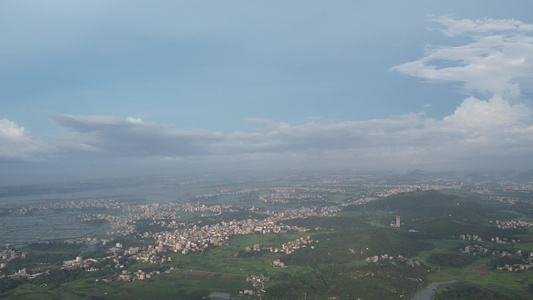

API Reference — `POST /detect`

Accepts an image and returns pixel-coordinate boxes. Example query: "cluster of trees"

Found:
[0,277,24,293]
[261,216,432,299]
[0,264,116,294]
[267,262,428,299]
[134,219,172,234]
[488,256,525,269]
[2,242,85,275]
[364,190,506,224]
[427,253,476,267]
[236,249,270,259]
[282,216,372,231]
[409,217,526,239]
[0,248,129,295]
[284,227,430,266]
[435,283,520,300]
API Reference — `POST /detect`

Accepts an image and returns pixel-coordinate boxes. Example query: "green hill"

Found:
[365,190,498,224]
[269,227,431,299]
[284,227,430,265]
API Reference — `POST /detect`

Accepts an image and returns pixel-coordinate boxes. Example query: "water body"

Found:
[411,280,458,300]
[0,178,228,246]
[0,181,196,206]
[0,209,111,246]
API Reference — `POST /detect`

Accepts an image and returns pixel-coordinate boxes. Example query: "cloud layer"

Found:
[40,93,533,170]
[2,16,533,173]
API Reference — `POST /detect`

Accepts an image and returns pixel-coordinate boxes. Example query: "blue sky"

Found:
[2,1,533,185]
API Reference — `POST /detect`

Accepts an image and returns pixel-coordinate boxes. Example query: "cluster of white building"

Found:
[365,254,420,267]
[78,201,234,235]
[458,233,519,244]
[493,219,533,229]
[144,206,336,256]
[244,235,316,258]
[459,234,483,242]
[460,244,533,272]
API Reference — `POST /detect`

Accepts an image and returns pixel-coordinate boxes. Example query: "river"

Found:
[410,280,458,300]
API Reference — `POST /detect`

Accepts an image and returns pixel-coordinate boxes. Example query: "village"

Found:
[365,254,421,267]
[0,200,340,285]
[459,244,533,272]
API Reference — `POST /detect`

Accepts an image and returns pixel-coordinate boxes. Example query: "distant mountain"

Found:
[514,170,533,183]
[404,169,432,178]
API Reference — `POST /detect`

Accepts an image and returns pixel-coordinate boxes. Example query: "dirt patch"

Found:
[115,288,134,296]
[469,261,491,276]
[185,270,239,279]
[189,270,216,277]
[30,265,60,272]
[360,234,371,240]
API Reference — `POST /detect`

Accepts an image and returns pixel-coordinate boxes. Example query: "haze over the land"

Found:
[2,1,533,185]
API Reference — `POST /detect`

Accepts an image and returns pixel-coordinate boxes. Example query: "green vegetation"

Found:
[133,219,173,234]
[266,261,428,299]
[435,283,520,300]
[281,216,373,231]
[362,190,510,225]
[3,242,85,274]
[427,253,476,267]
[3,187,533,299]
[195,211,269,225]
[284,227,431,265]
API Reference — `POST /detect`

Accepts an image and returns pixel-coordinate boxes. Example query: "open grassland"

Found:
[500,210,533,221]
[166,232,315,276]
[9,270,252,300]
[174,211,209,222]
[429,257,533,299]
[324,192,360,203]
[106,272,250,300]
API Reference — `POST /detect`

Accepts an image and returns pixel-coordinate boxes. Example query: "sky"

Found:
[2,1,533,185]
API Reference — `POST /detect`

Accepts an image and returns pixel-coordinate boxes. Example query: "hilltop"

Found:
[365,190,500,224]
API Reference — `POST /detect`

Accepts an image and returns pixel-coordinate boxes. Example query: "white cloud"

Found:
[443,95,531,128]
[433,16,533,37]
[388,16,533,169]
[392,16,533,99]
[0,118,47,161]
